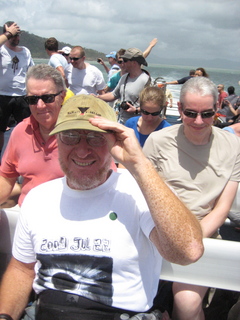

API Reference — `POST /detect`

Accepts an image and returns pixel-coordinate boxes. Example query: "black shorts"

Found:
[36,290,157,320]
[0,95,30,132]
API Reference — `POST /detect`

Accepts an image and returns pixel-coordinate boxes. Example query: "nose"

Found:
[36,98,46,109]
[194,114,204,124]
[74,137,92,157]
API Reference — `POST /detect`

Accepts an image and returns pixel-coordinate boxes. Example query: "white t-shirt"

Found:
[0,45,34,96]
[66,64,106,95]
[48,53,68,70]
[108,64,120,79]
[13,170,161,311]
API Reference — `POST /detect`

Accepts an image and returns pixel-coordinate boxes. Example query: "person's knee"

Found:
[174,289,202,311]
[172,283,205,318]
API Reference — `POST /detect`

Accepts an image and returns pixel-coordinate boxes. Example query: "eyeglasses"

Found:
[183,109,215,119]
[24,91,63,105]
[140,108,161,116]
[117,60,123,64]
[59,131,107,147]
[69,57,82,61]
[122,58,130,63]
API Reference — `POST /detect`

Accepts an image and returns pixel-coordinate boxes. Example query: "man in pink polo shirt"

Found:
[0,64,66,275]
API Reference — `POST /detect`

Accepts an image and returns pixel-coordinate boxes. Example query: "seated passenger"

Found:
[0,65,66,275]
[125,86,171,147]
[0,64,66,209]
[143,77,240,320]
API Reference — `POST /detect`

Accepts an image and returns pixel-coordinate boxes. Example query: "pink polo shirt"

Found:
[0,116,64,206]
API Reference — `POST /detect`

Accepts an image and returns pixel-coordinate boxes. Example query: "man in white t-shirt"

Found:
[0,21,34,156]
[0,95,203,320]
[45,37,68,87]
[66,46,106,96]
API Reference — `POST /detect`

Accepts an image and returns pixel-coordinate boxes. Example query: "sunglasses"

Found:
[24,91,63,105]
[183,109,215,119]
[59,131,107,147]
[69,57,82,61]
[117,60,123,64]
[140,108,161,116]
[122,58,130,63]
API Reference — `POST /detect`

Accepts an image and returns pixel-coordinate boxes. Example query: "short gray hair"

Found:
[180,77,218,108]
[26,64,66,92]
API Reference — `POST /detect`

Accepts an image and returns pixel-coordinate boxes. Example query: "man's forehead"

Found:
[184,92,213,100]
[71,49,81,55]
[27,78,56,89]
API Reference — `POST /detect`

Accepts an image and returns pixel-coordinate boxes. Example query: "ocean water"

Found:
[148,64,240,103]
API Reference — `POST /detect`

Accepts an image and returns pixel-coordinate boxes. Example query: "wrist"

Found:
[4,31,13,40]
[0,314,14,320]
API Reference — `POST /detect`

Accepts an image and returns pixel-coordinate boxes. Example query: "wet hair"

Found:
[3,21,14,33]
[227,86,235,95]
[180,77,218,109]
[189,69,196,76]
[195,67,209,78]
[140,86,165,110]
[26,64,66,92]
[45,37,59,52]
[71,46,85,58]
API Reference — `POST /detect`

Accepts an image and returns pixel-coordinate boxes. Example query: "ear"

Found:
[178,102,183,114]
[177,102,184,120]
[60,90,67,105]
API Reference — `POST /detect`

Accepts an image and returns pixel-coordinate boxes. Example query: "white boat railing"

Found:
[160,238,240,292]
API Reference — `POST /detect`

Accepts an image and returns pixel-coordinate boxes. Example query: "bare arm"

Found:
[224,100,239,116]
[96,89,106,95]
[143,38,158,58]
[97,92,116,102]
[0,176,17,206]
[89,117,204,265]
[200,180,238,238]
[0,257,35,319]
[0,23,20,47]
[97,58,109,74]
[166,80,178,85]
[56,66,68,87]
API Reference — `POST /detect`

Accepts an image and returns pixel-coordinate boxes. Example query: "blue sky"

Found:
[1,0,239,67]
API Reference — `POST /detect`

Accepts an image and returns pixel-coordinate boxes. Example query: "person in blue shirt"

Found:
[125,86,171,147]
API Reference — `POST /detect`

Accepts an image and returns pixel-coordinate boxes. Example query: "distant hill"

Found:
[0,27,106,60]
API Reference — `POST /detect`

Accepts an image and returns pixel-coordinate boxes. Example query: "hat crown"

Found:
[120,48,148,66]
[50,95,117,135]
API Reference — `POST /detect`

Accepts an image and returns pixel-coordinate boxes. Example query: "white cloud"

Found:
[0,0,239,66]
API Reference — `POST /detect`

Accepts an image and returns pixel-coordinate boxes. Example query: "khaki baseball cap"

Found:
[120,48,148,66]
[50,94,117,135]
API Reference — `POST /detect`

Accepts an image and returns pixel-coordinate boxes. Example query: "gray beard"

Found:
[59,158,113,191]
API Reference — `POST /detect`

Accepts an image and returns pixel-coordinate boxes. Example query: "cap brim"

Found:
[50,119,108,136]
